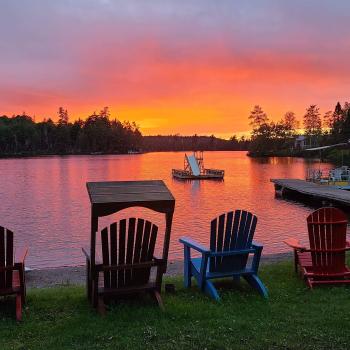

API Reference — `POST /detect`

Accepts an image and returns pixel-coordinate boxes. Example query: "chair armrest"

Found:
[284,238,307,250]
[251,241,263,249]
[179,237,210,254]
[210,248,256,257]
[153,256,166,265]
[99,260,158,272]
[0,265,18,272]
[82,247,90,260]
[15,247,28,264]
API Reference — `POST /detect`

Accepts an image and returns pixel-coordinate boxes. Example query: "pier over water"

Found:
[271,179,350,206]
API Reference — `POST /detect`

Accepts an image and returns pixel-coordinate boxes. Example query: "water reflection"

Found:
[0,152,338,268]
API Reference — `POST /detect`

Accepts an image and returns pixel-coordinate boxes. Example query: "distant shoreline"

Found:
[248,149,344,164]
[0,149,248,160]
[27,252,293,288]
[247,150,307,158]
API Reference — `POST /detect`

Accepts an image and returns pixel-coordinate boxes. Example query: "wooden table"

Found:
[86,180,175,304]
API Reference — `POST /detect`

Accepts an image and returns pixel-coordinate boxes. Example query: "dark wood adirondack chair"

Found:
[83,217,166,313]
[0,226,28,321]
[179,210,268,301]
[284,207,350,288]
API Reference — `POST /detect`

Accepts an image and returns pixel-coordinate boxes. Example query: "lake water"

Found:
[0,151,336,269]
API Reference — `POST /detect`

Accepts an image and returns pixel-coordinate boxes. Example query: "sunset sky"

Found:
[1,0,350,138]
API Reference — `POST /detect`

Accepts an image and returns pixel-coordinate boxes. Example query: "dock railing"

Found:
[205,168,225,176]
[306,168,330,182]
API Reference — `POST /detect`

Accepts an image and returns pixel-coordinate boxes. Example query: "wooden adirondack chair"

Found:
[0,226,28,321]
[179,210,268,301]
[83,217,166,313]
[284,207,350,288]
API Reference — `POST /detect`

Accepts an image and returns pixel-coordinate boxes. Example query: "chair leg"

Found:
[97,296,106,316]
[243,274,268,298]
[91,269,100,308]
[305,277,313,289]
[294,250,298,274]
[184,247,192,288]
[19,265,26,305]
[16,293,22,322]
[21,290,25,306]
[86,259,91,302]
[153,290,165,311]
[203,280,220,301]
[184,262,192,288]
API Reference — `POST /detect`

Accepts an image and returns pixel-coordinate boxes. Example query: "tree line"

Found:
[142,135,248,152]
[0,107,142,155]
[0,107,248,156]
[248,102,350,156]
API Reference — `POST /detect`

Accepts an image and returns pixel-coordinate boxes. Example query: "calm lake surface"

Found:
[0,151,336,269]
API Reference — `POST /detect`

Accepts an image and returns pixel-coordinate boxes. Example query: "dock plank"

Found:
[270,179,350,205]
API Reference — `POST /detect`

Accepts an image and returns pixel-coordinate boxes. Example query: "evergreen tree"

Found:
[249,105,268,129]
[330,102,345,142]
[57,107,69,125]
[283,111,298,136]
[341,108,350,142]
[323,110,333,129]
[249,105,269,139]
[0,108,144,155]
[303,105,322,136]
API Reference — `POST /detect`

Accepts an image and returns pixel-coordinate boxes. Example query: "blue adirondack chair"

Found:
[179,210,268,300]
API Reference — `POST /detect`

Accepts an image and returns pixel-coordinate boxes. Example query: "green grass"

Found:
[1,261,350,350]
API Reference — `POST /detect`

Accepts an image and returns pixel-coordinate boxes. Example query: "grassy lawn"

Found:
[1,261,350,350]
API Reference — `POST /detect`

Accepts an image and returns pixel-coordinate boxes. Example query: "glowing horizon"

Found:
[1,1,349,138]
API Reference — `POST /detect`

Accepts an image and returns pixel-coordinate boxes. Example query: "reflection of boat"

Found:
[306,166,350,190]
[172,151,224,180]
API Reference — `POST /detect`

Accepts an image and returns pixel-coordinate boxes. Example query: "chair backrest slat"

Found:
[229,211,241,250]
[0,227,5,289]
[148,225,158,260]
[100,218,158,290]
[125,218,136,284]
[210,219,218,270]
[223,211,234,251]
[110,222,118,288]
[209,211,258,273]
[216,214,225,267]
[137,220,152,283]
[141,220,152,262]
[307,207,347,274]
[101,227,110,289]
[133,219,144,264]
[0,226,14,290]
[236,210,248,249]
[6,229,13,289]
[118,219,127,287]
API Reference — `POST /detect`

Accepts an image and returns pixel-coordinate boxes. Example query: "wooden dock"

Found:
[271,179,350,206]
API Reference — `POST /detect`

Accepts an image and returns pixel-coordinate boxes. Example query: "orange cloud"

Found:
[1,1,349,137]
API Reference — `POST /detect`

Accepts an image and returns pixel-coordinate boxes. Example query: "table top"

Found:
[86,180,175,206]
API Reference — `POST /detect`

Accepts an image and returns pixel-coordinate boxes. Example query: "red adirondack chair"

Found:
[0,226,28,321]
[284,207,350,288]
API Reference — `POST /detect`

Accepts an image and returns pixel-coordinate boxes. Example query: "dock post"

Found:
[274,184,284,197]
